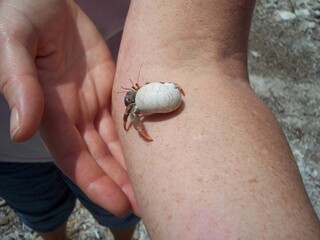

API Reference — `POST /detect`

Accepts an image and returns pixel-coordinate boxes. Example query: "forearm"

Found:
[117,0,255,78]
[113,0,320,239]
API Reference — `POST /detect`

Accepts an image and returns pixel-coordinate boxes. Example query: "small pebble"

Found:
[0,212,9,226]
[275,10,297,20]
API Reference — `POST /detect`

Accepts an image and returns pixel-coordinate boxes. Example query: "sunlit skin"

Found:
[112,0,320,239]
[0,0,138,217]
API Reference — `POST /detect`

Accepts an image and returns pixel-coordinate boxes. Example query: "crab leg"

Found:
[130,113,153,141]
[123,103,135,130]
[174,83,185,96]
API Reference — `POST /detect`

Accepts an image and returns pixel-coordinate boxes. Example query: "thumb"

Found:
[0,42,44,141]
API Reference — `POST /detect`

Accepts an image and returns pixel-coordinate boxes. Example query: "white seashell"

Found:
[135,82,182,116]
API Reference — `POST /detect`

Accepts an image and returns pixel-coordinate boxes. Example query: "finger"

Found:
[83,123,127,185]
[96,109,127,168]
[83,121,140,215]
[96,110,141,215]
[40,119,130,217]
[0,42,44,141]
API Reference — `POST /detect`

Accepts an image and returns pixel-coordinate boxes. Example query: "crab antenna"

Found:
[137,62,143,85]
[121,86,132,91]
[116,90,129,95]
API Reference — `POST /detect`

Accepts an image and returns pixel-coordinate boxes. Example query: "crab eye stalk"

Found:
[124,91,136,106]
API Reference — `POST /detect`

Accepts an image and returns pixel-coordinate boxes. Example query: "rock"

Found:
[295,9,311,18]
[250,50,262,58]
[0,212,9,226]
[274,10,297,20]
[0,198,6,207]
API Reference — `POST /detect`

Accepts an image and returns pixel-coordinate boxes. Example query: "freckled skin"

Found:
[114,0,320,238]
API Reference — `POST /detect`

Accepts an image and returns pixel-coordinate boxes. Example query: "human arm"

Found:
[112,0,320,238]
[0,0,137,216]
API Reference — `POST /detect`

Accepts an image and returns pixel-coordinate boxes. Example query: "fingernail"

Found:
[10,107,20,139]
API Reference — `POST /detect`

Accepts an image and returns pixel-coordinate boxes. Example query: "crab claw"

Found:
[123,103,135,131]
[132,117,153,141]
[123,114,129,131]
[174,83,185,96]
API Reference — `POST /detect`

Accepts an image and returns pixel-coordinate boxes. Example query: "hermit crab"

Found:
[123,82,185,141]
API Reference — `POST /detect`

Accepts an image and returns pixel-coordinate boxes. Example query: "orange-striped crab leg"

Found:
[173,83,185,96]
[123,103,135,131]
[131,115,153,141]
[123,104,153,141]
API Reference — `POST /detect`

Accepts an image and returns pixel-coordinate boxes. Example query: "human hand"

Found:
[0,0,138,216]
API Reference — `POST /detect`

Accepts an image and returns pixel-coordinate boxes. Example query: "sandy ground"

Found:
[0,0,319,239]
